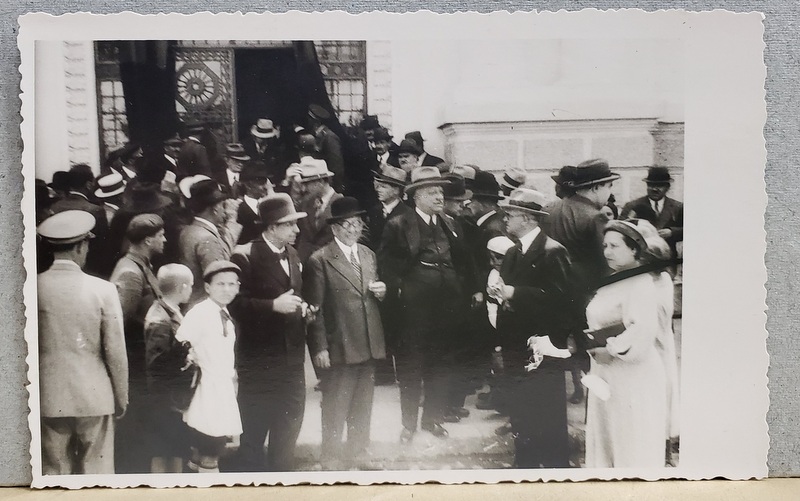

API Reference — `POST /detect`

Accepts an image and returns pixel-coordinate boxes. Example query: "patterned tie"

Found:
[220,309,232,337]
[349,248,362,282]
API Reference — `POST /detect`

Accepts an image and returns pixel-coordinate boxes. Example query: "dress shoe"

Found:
[421,423,449,438]
[442,413,461,423]
[451,407,470,418]
[400,427,415,444]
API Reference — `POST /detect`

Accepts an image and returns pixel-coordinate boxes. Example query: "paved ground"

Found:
[290,318,682,471]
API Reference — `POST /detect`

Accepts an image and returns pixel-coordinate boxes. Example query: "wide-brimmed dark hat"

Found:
[48,171,70,192]
[397,139,422,156]
[258,192,307,226]
[570,158,620,189]
[374,165,407,188]
[123,182,173,213]
[251,119,277,139]
[551,165,577,187]
[373,127,393,142]
[405,166,451,194]
[359,115,380,130]
[443,174,473,201]
[471,171,503,200]
[327,196,366,223]
[240,161,271,183]
[188,179,228,214]
[499,188,550,216]
[644,166,673,185]
[308,104,331,121]
[405,131,424,146]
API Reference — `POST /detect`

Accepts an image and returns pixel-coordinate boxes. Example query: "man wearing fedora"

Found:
[228,193,309,472]
[178,179,241,306]
[308,104,344,192]
[176,125,212,179]
[494,188,573,468]
[366,164,411,251]
[395,138,422,175]
[37,210,128,474]
[304,196,387,468]
[379,166,474,441]
[621,166,684,259]
[405,131,444,167]
[246,118,293,182]
[541,158,620,404]
[51,164,110,277]
[236,160,274,245]
[295,158,344,263]
[212,143,251,199]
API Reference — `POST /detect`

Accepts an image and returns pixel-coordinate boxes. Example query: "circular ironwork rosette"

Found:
[176,62,221,110]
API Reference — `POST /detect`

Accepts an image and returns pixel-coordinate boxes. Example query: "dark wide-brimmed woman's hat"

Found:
[499,188,550,216]
[604,219,648,253]
[327,196,366,223]
[404,166,451,194]
[373,165,407,188]
[644,166,673,185]
[570,158,621,189]
[258,192,307,226]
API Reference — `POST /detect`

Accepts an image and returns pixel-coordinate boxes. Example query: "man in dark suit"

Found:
[366,165,411,250]
[236,161,273,245]
[494,188,574,468]
[379,167,474,442]
[37,210,128,474]
[50,164,110,277]
[541,158,619,403]
[405,131,445,167]
[229,193,309,472]
[176,126,212,179]
[620,166,684,258]
[212,143,250,199]
[308,105,345,192]
[304,197,387,469]
[295,159,344,263]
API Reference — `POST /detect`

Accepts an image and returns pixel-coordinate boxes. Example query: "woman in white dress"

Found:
[584,220,669,468]
[176,260,243,473]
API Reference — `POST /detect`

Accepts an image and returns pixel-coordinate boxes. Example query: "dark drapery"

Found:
[118,41,178,162]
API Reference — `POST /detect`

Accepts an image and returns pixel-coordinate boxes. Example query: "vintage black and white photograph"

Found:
[20,11,768,488]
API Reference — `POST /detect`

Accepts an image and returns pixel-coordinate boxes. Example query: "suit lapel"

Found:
[518,231,547,269]
[253,240,290,290]
[326,244,364,293]
[656,198,674,227]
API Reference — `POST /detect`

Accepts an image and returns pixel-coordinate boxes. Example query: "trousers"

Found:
[41,415,114,475]
[320,361,375,460]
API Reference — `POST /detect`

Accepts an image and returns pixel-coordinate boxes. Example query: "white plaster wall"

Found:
[35,41,70,183]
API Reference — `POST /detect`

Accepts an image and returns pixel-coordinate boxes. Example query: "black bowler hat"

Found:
[397,139,422,156]
[360,115,380,130]
[644,166,673,185]
[373,127,393,142]
[188,179,228,214]
[443,174,473,201]
[471,171,503,200]
[327,196,366,223]
[240,161,271,182]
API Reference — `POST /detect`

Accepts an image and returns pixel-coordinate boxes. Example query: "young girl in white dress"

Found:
[176,260,243,473]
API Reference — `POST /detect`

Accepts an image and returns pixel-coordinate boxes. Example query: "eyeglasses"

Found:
[339,220,365,232]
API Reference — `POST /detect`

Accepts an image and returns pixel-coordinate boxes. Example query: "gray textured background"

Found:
[1,1,793,486]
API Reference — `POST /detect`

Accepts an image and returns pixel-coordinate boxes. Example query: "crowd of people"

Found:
[35,108,684,475]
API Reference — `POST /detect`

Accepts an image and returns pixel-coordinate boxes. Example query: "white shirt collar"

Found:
[476,210,497,227]
[415,207,436,225]
[518,226,541,254]
[378,151,390,162]
[244,195,259,214]
[418,152,427,166]
[334,237,359,263]
[382,198,400,215]
[227,169,239,186]
[68,191,89,200]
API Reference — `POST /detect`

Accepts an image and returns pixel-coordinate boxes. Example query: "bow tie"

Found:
[277,250,288,260]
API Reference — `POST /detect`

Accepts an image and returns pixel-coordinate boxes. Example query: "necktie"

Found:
[349,248,362,281]
[220,309,232,337]
[654,200,661,215]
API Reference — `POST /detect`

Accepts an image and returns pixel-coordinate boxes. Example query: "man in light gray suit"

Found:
[37,210,129,474]
[303,197,387,469]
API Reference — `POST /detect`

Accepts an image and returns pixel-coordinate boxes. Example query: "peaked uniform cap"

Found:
[38,210,96,244]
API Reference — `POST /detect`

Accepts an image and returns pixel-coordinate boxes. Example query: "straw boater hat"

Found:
[500,166,528,193]
[373,165,407,188]
[178,175,211,199]
[258,192,308,226]
[570,158,620,189]
[225,143,251,162]
[404,166,451,194]
[37,210,96,244]
[298,158,334,183]
[251,119,278,139]
[94,172,126,199]
[327,196,366,223]
[499,188,551,216]
[644,166,673,185]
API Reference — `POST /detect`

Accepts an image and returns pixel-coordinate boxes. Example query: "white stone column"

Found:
[366,41,392,131]
[62,41,101,173]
